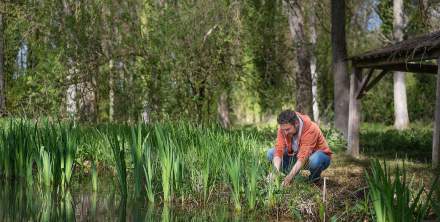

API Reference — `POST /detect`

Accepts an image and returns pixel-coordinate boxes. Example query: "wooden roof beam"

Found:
[351,47,440,66]
[356,70,389,99]
[355,68,375,99]
[354,63,438,74]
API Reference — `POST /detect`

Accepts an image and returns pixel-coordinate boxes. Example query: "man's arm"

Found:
[273,156,282,172]
[282,158,306,186]
[272,128,286,172]
[282,129,318,186]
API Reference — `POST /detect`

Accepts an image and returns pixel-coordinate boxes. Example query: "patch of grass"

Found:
[361,123,432,162]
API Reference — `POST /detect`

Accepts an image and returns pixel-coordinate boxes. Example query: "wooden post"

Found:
[348,67,362,157]
[433,57,440,168]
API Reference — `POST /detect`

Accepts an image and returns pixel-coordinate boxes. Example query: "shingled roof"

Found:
[351,30,440,67]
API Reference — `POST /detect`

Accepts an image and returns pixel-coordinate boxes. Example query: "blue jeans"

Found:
[266,148,330,182]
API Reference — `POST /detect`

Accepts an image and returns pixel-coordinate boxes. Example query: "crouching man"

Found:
[267,109,333,186]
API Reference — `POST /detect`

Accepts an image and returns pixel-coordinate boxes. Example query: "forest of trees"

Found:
[1,0,440,129]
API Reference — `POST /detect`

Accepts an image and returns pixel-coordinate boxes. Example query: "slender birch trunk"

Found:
[310,3,319,123]
[66,67,78,119]
[393,0,410,130]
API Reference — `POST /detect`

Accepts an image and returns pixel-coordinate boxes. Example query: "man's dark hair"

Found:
[277,109,298,125]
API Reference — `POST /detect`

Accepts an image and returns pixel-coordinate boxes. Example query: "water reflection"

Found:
[0,181,259,221]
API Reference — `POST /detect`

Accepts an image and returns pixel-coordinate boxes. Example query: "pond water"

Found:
[0,181,266,221]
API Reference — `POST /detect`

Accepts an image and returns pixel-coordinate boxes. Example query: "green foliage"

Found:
[360,123,432,161]
[39,147,52,189]
[129,124,146,199]
[366,159,438,222]
[245,159,260,210]
[105,128,128,197]
[0,119,80,190]
[407,74,436,122]
[361,73,435,125]
[143,136,155,203]
[404,0,431,36]
[377,0,393,39]
[321,125,347,153]
[362,75,394,124]
[2,0,437,126]
[242,0,294,113]
[227,155,242,212]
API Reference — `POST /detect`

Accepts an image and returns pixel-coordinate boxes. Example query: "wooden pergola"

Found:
[348,30,440,168]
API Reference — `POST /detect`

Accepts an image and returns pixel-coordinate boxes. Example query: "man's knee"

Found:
[309,151,330,170]
[308,156,320,170]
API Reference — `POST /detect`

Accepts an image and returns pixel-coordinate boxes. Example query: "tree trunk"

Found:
[142,104,150,124]
[348,68,362,158]
[0,13,6,116]
[393,0,409,130]
[100,2,114,122]
[109,60,114,122]
[331,0,350,137]
[66,67,77,119]
[432,56,440,168]
[78,78,97,122]
[309,3,319,123]
[285,0,313,117]
[218,91,230,128]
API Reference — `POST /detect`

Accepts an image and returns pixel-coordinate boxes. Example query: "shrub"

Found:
[360,124,432,162]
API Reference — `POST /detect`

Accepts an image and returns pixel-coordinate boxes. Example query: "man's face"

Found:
[280,123,297,137]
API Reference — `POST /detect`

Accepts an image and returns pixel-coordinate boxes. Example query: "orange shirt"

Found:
[274,113,332,161]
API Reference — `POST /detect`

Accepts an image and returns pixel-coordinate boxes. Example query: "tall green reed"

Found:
[143,141,155,203]
[39,190,52,221]
[106,129,128,197]
[172,153,182,199]
[246,160,259,210]
[25,157,33,187]
[91,160,98,192]
[39,147,52,189]
[366,159,439,222]
[265,168,281,208]
[59,125,78,189]
[0,120,35,183]
[130,124,146,199]
[0,119,276,211]
[156,126,174,203]
[61,191,75,222]
[202,159,211,204]
[228,155,242,212]
[154,124,186,203]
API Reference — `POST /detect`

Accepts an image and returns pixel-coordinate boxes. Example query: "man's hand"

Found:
[282,159,305,187]
[282,174,294,187]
